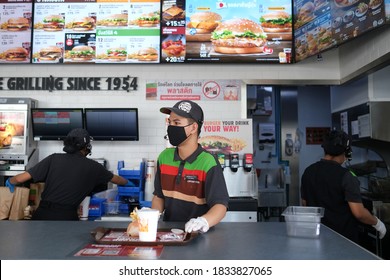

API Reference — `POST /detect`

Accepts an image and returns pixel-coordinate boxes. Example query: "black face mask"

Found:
[167,124,192,146]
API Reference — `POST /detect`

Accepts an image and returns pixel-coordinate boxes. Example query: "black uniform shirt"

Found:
[28,153,114,208]
[301,159,362,242]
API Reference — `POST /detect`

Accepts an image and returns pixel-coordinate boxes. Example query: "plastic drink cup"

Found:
[137,208,160,241]
[79,196,90,221]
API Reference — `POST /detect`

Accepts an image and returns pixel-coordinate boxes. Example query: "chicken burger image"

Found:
[39,46,62,61]
[186,11,222,41]
[69,45,95,61]
[70,16,95,31]
[98,14,128,26]
[137,12,159,27]
[162,5,185,21]
[211,18,267,54]
[5,47,28,61]
[137,47,158,61]
[260,11,292,33]
[107,47,127,61]
[43,15,65,31]
[7,17,30,31]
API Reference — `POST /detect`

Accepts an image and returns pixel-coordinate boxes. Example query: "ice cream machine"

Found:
[0,97,39,184]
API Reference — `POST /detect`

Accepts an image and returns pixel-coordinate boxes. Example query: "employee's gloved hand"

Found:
[5,178,15,193]
[373,216,387,239]
[185,217,209,233]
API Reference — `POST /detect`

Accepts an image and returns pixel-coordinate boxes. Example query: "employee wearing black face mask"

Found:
[152,100,229,233]
[6,128,128,220]
[301,130,386,242]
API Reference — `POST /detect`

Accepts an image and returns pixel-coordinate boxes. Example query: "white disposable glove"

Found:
[372,216,387,239]
[185,217,209,233]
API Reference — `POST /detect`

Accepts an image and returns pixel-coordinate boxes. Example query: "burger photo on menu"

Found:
[162,5,185,21]
[186,11,222,42]
[4,47,29,62]
[38,46,62,62]
[295,2,315,28]
[211,18,267,54]
[68,17,96,31]
[137,47,158,61]
[68,45,95,62]
[161,38,185,57]
[317,27,334,51]
[97,14,128,27]
[259,11,292,40]
[106,47,127,61]
[6,17,30,31]
[198,135,247,154]
[42,15,65,31]
[135,12,160,27]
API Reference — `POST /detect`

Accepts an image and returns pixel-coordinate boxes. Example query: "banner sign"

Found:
[0,76,137,92]
[146,80,241,101]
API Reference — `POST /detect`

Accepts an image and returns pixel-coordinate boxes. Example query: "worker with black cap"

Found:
[5,128,128,220]
[301,129,386,242]
[152,100,229,233]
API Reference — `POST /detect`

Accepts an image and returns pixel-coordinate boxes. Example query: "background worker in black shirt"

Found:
[6,128,128,220]
[301,130,386,242]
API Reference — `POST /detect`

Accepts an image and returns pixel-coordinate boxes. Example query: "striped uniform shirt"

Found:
[154,145,229,222]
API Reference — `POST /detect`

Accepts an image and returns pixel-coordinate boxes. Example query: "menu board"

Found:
[161,0,293,64]
[0,0,33,64]
[31,0,161,64]
[294,0,387,62]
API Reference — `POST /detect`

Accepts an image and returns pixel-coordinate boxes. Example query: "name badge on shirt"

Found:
[185,175,200,184]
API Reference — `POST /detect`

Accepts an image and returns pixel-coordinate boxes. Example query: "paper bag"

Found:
[9,187,30,220]
[0,187,14,220]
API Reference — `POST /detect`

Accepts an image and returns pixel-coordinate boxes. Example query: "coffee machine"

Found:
[0,97,39,184]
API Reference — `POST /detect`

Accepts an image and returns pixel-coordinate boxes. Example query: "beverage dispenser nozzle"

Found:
[243,153,253,172]
[229,153,239,172]
[217,154,225,171]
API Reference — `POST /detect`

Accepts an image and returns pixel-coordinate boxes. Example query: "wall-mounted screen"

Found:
[84,108,139,141]
[294,0,387,62]
[31,108,84,140]
[0,0,33,64]
[161,0,293,64]
[31,0,161,64]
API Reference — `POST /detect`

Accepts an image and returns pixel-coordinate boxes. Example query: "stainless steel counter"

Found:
[0,220,380,260]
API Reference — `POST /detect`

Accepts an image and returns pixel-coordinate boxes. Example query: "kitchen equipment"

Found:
[282,206,325,238]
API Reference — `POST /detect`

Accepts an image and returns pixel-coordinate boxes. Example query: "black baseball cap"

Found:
[160,100,204,125]
[63,128,92,153]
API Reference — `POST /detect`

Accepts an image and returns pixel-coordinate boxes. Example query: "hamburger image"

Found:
[107,47,127,61]
[69,45,95,61]
[5,47,28,61]
[211,18,267,54]
[199,135,247,154]
[43,15,65,31]
[136,12,159,27]
[98,14,128,27]
[260,11,292,33]
[69,16,95,31]
[186,11,222,41]
[39,46,62,61]
[296,2,315,27]
[162,5,185,21]
[7,17,30,31]
[137,47,158,61]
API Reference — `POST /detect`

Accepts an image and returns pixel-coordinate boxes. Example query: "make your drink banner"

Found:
[145,80,241,101]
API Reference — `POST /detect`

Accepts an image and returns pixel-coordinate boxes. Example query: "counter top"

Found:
[0,221,380,260]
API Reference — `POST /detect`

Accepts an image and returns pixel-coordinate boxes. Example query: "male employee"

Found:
[301,129,387,242]
[6,128,128,220]
[152,100,229,233]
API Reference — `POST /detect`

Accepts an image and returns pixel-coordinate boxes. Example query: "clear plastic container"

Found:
[282,206,325,238]
[103,201,122,215]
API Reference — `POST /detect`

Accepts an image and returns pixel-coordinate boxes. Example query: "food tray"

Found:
[91,227,198,246]
[282,206,325,238]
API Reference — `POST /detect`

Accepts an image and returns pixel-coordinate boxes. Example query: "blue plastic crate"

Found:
[88,197,107,217]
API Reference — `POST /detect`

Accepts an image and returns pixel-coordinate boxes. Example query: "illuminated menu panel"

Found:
[294,0,387,62]
[0,0,33,64]
[161,0,293,64]
[31,0,161,64]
